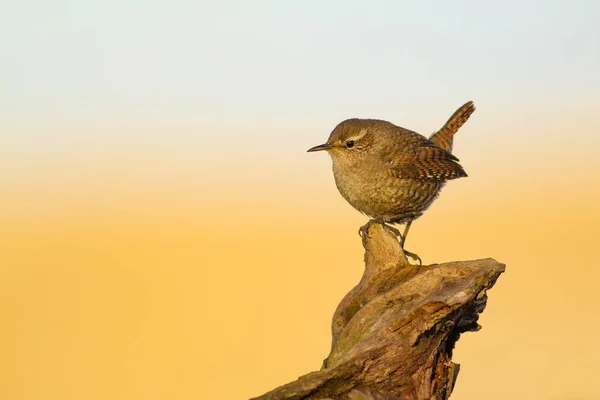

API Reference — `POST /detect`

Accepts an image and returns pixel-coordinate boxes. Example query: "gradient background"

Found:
[2,1,600,399]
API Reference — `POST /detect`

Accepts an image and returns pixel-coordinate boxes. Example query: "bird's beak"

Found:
[307,143,330,152]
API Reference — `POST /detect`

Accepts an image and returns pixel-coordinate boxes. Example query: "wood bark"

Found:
[252,223,504,400]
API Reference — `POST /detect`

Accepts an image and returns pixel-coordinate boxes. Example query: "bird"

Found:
[307,101,475,264]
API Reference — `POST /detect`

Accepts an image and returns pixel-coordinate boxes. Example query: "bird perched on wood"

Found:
[307,101,475,264]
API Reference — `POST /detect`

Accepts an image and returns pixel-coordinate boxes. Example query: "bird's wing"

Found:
[389,141,467,180]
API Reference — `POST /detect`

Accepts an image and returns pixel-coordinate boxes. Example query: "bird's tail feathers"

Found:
[429,101,475,153]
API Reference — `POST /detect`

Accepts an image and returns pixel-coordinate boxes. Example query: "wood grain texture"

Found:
[252,223,504,400]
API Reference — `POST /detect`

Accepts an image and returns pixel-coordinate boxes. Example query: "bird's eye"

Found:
[346,140,355,148]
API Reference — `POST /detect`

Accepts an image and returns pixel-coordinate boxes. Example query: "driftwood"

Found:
[253,223,504,400]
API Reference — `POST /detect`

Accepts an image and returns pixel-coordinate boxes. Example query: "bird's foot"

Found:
[358,220,403,240]
[403,249,422,266]
[358,219,376,238]
[358,219,422,265]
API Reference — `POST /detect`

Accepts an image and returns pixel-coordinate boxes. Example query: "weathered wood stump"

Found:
[253,223,504,400]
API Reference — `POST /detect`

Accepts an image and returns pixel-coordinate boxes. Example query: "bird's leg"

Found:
[400,221,422,265]
[380,220,402,239]
[400,221,412,247]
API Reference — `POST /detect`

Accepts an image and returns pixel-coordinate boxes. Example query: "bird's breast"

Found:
[331,159,443,222]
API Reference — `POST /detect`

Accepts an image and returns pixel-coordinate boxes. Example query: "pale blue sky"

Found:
[3,1,599,115]
[1,1,599,178]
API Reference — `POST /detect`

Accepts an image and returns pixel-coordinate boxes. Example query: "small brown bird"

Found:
[307,101,475,264]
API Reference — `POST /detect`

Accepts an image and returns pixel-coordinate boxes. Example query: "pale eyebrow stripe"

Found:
[347,128,368,142]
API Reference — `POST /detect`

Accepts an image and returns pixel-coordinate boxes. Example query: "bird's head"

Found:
[307,119,379,165]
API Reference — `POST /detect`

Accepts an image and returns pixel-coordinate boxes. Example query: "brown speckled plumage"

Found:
[308,101,475,234]
[430,101,475,153]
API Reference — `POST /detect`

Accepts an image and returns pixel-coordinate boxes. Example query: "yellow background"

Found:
[2,2,600,399]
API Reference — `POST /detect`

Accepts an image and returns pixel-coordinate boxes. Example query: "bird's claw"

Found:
[358,219,378,238]
[359,220,422,265]
[403,249,422,266]
[358,223,369,238]
[359,220,403,239]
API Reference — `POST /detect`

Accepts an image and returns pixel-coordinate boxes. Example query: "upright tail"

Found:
[429,101,475,153]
